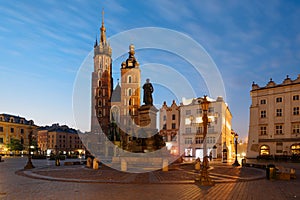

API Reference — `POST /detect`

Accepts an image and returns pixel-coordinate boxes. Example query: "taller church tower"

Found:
[91,10,113,134]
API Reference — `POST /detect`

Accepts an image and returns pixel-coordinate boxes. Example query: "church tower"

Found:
[91,10,113,134]
[120,44,141,127]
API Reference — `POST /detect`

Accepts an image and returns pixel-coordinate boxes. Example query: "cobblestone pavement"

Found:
[1,157,300,200]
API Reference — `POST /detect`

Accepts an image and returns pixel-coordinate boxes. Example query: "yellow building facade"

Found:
[0,113,37,155]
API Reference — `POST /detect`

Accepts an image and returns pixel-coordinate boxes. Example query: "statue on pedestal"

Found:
[143,79,154,106]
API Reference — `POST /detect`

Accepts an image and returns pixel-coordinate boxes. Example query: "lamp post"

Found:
[24,130,35,169]
[197,95,214,186]
[232,133,240,166]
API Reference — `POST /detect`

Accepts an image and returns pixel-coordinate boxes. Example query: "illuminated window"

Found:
[260,145,270,155]
[291,143,300,155]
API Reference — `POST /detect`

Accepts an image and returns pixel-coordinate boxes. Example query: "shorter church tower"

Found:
[120,44,141,127]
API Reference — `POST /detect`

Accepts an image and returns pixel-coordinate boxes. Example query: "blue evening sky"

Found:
[1,0,300,140]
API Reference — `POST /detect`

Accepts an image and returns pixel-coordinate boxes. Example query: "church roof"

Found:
[111,83,121,102]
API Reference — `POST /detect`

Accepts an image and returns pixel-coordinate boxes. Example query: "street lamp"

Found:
[197,95,214,186]
[24,130,35,169]
[232,133,240,167]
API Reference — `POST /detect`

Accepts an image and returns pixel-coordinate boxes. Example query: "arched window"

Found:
[128,88,132,96]
[129,99,131,106]
[128,75,132,83]
[98,71,102,78]
[98,100,102,106]
[10,117,14,123]
[291,143,300,155]
[260,145,270,155]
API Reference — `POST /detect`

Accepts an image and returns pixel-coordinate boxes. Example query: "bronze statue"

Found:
[143,79,154,105]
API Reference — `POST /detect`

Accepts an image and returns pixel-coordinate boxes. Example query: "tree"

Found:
[6,138,24,154]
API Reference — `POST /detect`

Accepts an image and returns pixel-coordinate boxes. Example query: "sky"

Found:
[1,0,300,140]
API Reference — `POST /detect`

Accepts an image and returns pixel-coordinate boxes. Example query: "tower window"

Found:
[293,95,299,101]
[294,107,300,115]
[260,99,266,104]
[128,88,132,96]
[260,110,266,118]
[276,97,282,103]
[128,76,132,83]
[276,109,282,117]
[172,114,176,120]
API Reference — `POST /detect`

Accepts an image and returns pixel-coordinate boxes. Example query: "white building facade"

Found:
[159,96,233,161]
[247,75,300,158]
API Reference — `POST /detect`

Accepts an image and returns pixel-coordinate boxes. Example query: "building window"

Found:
[208,107,214,113]
[275,125,283,135]
[172,114,176,120]
[293,95,299,101]
[276,109,282,117]
[10,118,14,123]
[260,145,270,155]
[186,110,191,115]
[171,123,176,129]
[260,126,267,135]
[163,124,166,130]
[260,99,266,104]
[163,115,166,121]
[10,128,14,133]
[196,126,202,134]
[0,138,3,143]
[0,117,3,121]
[293,107,299,115]
[195,137,203,144]
[196,109,202,114]
[171,135,177,142]
[98,100,102,106]
[184,138,192,144]
[20,129,24,134]
[276,97,282,103]
[292,124,300,134]
[185,127,191,134]
[0,127,3,132]
[260,110,266,118]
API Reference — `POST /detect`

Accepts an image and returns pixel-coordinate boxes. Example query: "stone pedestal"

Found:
[93,158,99,170]
[162,159,169,172]
[86,157,93,168]
[121,159,127,172]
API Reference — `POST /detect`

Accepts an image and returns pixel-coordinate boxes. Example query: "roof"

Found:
[0,113,34,125]
[111,83,121,102]
[39,123,77,134]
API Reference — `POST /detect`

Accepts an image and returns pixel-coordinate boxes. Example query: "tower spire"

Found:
[100,8,106,44]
